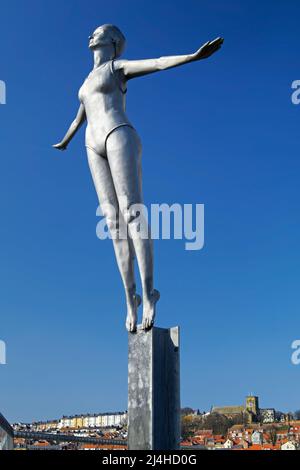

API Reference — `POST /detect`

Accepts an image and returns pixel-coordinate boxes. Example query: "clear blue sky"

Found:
[1,0,300,423]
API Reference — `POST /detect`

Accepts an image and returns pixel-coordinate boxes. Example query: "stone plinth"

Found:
[128,326,180,450]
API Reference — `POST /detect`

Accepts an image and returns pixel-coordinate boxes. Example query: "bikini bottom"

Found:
[85,123,135,159]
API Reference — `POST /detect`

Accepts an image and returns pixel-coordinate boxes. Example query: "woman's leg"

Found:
[106,127,159,330]
[86,147,141,332]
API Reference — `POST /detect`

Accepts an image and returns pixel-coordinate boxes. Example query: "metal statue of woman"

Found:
[53,24,223,332]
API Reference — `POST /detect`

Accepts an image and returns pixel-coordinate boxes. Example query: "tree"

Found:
[181,415,196,439]
[181,408,195,416]
[181,415,205,439]
[231,412,249,426]
[268,426,278,446]
[294,410,300,420]
[202,413,232,435]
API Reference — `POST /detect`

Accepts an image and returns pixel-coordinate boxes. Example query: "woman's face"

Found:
[88,27,111,50]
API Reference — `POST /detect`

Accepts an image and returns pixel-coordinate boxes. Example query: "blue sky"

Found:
[0,0,300,422]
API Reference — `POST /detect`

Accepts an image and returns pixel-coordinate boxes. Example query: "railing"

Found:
[14,430,127,446]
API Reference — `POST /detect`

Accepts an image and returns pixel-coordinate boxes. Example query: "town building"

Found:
[260,408,275,423]
[32,411,127,431]
[251,430,263,445]
[223,439,233,449]
[211,394,292,425]
[281,441,299,450]
[211,395,259,423]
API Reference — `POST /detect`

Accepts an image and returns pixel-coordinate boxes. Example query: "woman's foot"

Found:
[126,293,141,333]
[142,289,160,330]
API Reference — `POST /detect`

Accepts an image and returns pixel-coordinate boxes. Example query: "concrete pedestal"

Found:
[0,413,14,450]
[128,326,180,450]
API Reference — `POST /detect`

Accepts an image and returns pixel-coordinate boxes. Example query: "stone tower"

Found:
[246,395,259,419]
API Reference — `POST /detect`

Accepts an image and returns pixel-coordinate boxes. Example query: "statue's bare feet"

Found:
[142,289,160,330]
[126,294,141,333]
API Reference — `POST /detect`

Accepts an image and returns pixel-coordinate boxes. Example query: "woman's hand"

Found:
[52,142,67,151]
[192,37,224,61]
[52,104,86,151]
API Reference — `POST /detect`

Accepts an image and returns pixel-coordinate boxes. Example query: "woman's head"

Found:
[88,24,126,58]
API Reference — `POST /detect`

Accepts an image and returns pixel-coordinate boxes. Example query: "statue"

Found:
[53,24,223,332]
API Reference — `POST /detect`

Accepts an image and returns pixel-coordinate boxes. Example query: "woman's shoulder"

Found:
[112,59,129,72]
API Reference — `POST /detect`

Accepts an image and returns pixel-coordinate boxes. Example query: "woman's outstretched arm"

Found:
[116,37,223,79]
[53,103,86,151]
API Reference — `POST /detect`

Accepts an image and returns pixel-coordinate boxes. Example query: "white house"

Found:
[281,441,298,450]
[223,439,233,449]
[88,415,96,428]
[58,416,71,429]
[83,415,90,428]
[251,431,263,445]
[95,414,105,427]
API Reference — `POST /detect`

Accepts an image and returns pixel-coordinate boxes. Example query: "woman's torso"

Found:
[78,60,133,155]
